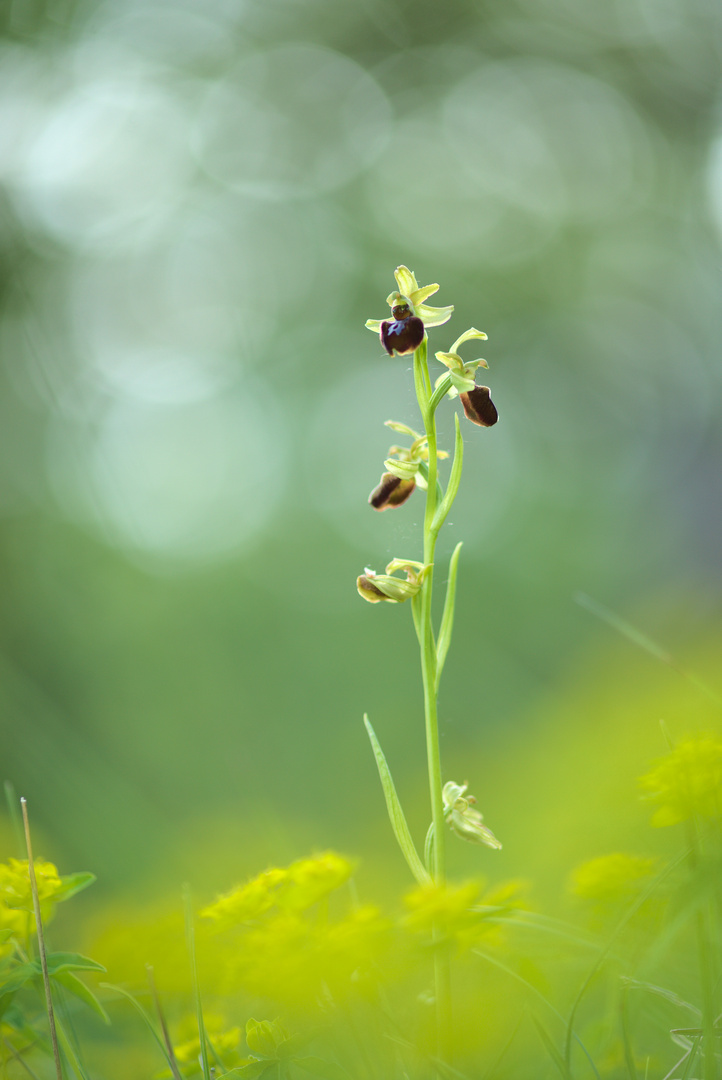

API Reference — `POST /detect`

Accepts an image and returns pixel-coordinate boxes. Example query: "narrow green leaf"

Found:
[0,962,37,1005]
[45,953,106,976]
[428,373,453,415]
[0,954,106,1021]
[53,873,96,903]
[55,1015,91,1080]
[435,542,463,692]
[410,592,423,646]
[530,1014,573,1080]
[52,971,110,1024]
[679,1037,701,1080]
[431,414,463,536]
[424,823,435,874]
[363,716,431,886]
[294,1055,353,1079]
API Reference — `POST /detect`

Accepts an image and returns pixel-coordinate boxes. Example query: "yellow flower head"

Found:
[0,858,94,955]
[638,736,722,827]
[0,858,63,910]
[201,852,353,930]
[173,1013,240,1065]
[200,868,288,929]
[0,858,65,946]
[280,852,354,911]
[227,904,389,1008]
[403,881,482,952]
[571,853,658,905]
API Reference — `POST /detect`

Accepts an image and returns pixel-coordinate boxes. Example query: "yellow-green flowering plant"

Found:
[0,849,104,1078]
[359,265,501,1061]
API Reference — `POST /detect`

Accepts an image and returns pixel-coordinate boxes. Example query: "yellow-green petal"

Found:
[417,303,454,327]
[450,327,487,354]
[365,319,384,332]
[394,265,419,296]
[385,420,422,438]
[409,283,440,305]
[434,351,464,372]
[384,458,419,481]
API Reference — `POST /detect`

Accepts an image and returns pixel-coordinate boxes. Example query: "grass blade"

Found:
[530,1013,573,1080]
[575,593,722,707]
[474,948,600,1080]
[183,885,211,1080]
[435,542,463,692]
[424,823,435,874]
[53,1019,89,1080]
[21,799,63,1080]
[621,978,701,1018]
[363,715,431,886]
[679,1036,701,1080]
[620,987,638,1080]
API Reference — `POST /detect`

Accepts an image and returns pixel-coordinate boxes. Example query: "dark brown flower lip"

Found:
[459,385,498,427]
[380,315,425,356]
[369,472,416,511]
[356,574,390,602]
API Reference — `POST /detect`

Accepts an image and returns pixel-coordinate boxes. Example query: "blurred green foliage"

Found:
[0,0,721,1072]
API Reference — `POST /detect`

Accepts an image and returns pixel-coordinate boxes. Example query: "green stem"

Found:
[414,339,452,1062]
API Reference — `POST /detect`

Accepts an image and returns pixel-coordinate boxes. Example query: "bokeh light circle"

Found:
[47,381,287,567]
[195,44,392,199]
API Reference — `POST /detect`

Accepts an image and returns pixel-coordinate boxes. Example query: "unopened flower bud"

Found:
[380,315,425,357]
[369,472,416,511]
[356,559,431,604]
[459,385,498,427]
[356,572,392,603]
[442,781,502,849]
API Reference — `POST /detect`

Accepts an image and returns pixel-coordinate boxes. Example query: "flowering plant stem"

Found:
[413,337,455,1059]
[363,267,501,1068]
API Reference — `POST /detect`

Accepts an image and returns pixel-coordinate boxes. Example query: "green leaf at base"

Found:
[363,715,431,886]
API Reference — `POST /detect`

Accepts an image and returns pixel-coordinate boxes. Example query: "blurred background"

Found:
[0,0,721,925]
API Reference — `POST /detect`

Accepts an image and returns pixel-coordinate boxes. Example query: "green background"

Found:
[0,0,720,915]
